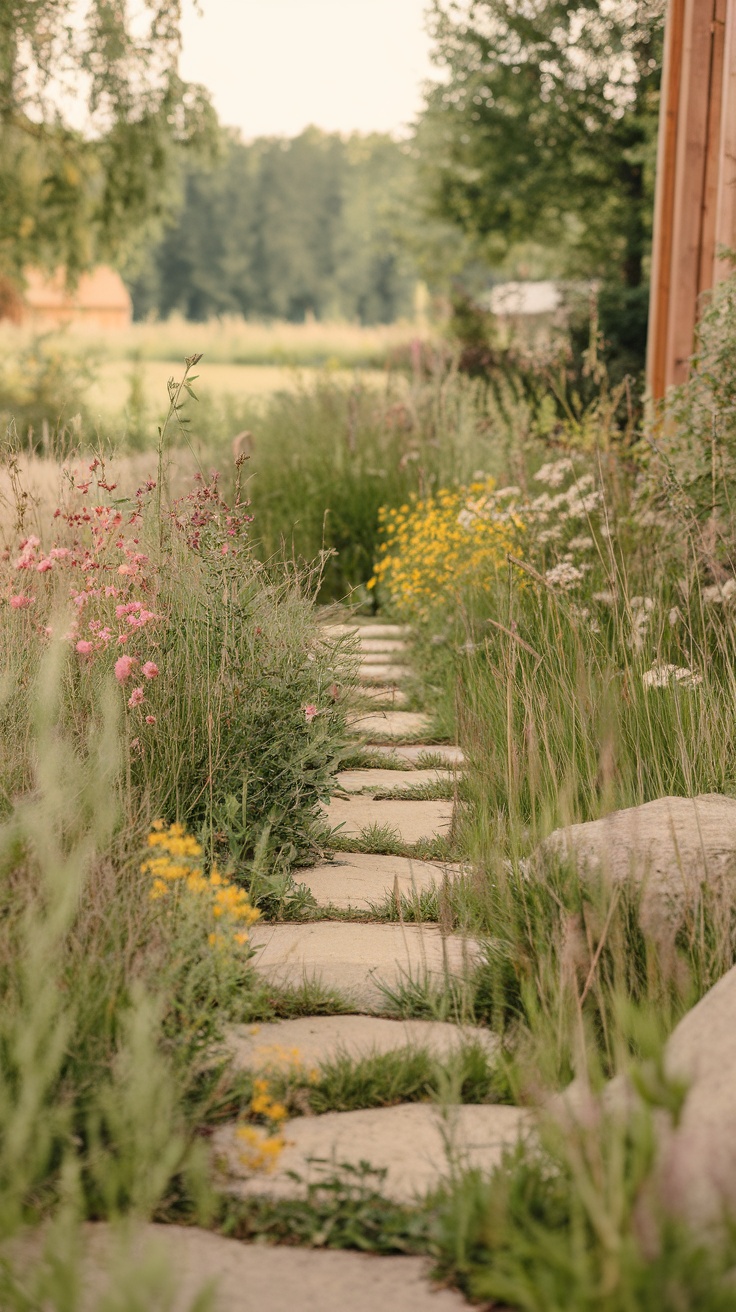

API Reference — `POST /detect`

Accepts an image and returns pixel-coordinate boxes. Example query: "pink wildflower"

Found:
[9,593,34,609]
[142,661,159,680]
[303,703,319,723]
[75,640,94,656]
[114,654,138,682]
[128,686,145,708]
[145,714,157,725]
[36,558,53,573]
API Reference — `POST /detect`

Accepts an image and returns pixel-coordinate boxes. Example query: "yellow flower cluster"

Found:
[236,1069,293,1173]
[369,480,523,620]
[142,821,261,948]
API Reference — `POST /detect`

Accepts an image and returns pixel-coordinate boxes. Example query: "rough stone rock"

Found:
[368,743,465,768]
[216,1103,530,1204]
[359,664,410,685]
[67,1223,469,1312]
[295,851,453,909]
[323,797,453,846]
[657,962,736,1229]
[336,768,453,793]
[228,1014,498,1072]
[542,795,736,932]
[356,686,409,707]
[249,921,482,1007]
[349,710,431,739]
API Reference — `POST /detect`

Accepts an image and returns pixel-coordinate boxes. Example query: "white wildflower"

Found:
[569,603,600,632]
[573,474,595,492]
[567,535,594,552]
[545,561,585,590]
[495,486,521,499]
[593,590,616,605]
[702,578,736,605]
[642,663,703,690]
[600,524,613,540]
[629,596,654,652]
[537,526,563,545]
[534,458,573,487]
[457,508,476,531]
[668,607,683,627]
[562,490,603,519]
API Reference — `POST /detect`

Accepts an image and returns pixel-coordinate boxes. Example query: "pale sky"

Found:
[179,0,436,139]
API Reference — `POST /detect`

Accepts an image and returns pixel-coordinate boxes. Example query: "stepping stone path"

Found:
[335,767,454,792]
[73,1223,471,1311]
[215,620,506,1306]
[323,796,454,845]
[296,852,454,910]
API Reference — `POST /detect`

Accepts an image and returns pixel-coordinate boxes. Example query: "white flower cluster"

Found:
[534,458,574,488]
[702,579,736,605]
[642,663,703,690]
[629,595,654,652]
[545,561,587,590]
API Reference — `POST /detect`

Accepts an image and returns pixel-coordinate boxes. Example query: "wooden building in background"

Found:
[10,267,132,331]
[647,0,736,399]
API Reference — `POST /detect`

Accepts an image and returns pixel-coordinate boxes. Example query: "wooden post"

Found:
[647,0,736,400]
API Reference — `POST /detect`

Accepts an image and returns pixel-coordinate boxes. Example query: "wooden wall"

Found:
[647,0,736,399]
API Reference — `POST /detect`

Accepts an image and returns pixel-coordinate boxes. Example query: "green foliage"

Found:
[435,1134,736,1311]
[233,370,521,601]
[421,1,664,289]
[644,268,736,570]
[131,129,420,325]
[222,1163,435,1254]
[0,336,91,452]
[0,2,218,282]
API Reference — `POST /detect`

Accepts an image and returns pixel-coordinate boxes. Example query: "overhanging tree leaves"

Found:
[0,1,218,285]
[421,0,665,290]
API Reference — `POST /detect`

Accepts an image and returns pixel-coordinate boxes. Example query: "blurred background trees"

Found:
[0,0,217,286]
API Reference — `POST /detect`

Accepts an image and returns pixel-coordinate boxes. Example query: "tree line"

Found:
[3,2,665,352]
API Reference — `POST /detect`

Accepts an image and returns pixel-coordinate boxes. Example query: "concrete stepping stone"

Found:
[249,922,482,1006]
[74,1224,469,1312]
[324,623,411,640]
[296,851,451,909]
[324,797,453,846]
[228,1015,498,1071]
[336,768,453,793]
[357,685,409,707]
[216,1103,530,1204]
[350,710,431,739]
[368,743,465,768]
[359,638,409,656]
[359,663,409,684]
[360,650,409,666]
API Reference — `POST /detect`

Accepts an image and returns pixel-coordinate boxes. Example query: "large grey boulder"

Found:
[542,795,736,933]
[658,962,736,1229]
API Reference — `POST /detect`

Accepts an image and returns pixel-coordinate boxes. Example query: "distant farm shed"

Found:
[13,266,132,330]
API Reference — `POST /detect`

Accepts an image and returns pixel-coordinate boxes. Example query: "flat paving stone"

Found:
[359,663,410,684]
[368,743,465,767]
[350,710,431,739]
[71,1224,469,1312]
[228,1015,498,1072]
[357,685,409,707]
[296,851,451,909]
[324,797,453,845]
[359,639,410,657]
[324,623,412,640]
[249,921,482,1006]
[336,768,453,793]
[216,1103,530,1204]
